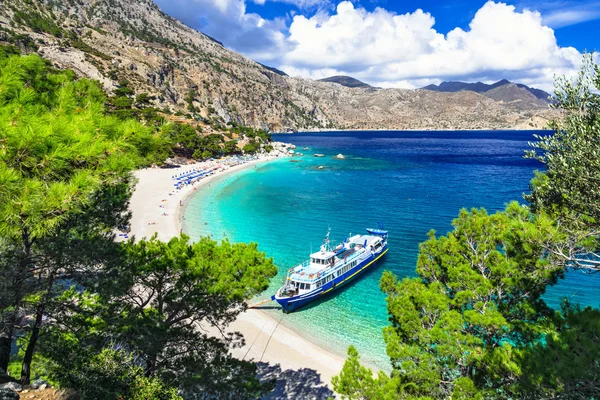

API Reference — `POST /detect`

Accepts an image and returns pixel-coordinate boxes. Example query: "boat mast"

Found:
[321,227,331,253]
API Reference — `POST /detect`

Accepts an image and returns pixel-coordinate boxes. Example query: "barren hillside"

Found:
[0,0,558,131]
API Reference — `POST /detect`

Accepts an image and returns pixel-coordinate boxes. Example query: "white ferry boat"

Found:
[272,228,388,312]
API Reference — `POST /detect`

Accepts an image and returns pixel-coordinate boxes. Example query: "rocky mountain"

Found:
[318,76,371,89]
[423,80,553,108]
[483,83,549,110]
[423,79,507,93]
[0,0,557,131]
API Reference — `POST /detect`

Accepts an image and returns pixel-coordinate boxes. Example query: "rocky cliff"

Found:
[0,0,558,131]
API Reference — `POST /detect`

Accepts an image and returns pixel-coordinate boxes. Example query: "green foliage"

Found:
[334,204,572,399]
[135,92,152,107]
[226,122,272,142]
[333,346,396,400]
[108,82,159,125]
[334,56,600,400]
[165,124,242,159]
[42,340,181,400]
[69,39,112,61]
[0,51,168,383]
[518,303,600,399]
[0,46,280,398]
[380,204,563,398]
[185,88,198,112]
[12,8,63,37]
[224,139,240,154]
[524,54,600,271]
[0,29,38,52]
[0,54,131,239]
[0,44,20,60]
[526,54,600,228]
[113,235,276,396]
[242,142,258,154]
[41,235,277,398]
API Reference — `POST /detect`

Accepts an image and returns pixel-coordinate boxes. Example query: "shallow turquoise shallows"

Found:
[183,130,600,370]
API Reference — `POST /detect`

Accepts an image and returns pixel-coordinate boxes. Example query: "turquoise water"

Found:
[183,130,600,370]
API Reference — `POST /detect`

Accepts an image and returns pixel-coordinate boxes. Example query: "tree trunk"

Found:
[20,274,53,385]
[145,353,157,377]
[1,230,33,372]
[0,334,13,372]
[19,304,43,385]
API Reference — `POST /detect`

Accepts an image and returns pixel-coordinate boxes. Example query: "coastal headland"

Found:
[127,151,346,393]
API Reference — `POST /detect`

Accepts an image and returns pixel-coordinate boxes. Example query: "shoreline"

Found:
[274,127,552,134]
[129,157,276,242]
[127,153,347,390]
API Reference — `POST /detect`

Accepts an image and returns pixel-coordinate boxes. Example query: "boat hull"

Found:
[272,244,388,312]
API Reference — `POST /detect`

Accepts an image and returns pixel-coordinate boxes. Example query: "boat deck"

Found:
[288,234,385,282]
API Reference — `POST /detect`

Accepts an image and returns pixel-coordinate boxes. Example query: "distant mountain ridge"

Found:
[318,76,371,88]
[423,80,552,101]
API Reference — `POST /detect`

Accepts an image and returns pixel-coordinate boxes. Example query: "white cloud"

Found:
[282,1,585,91]
[286,3,444,70]
[155,0,288,61]
[543,8,600,28]
[155,0,590,91]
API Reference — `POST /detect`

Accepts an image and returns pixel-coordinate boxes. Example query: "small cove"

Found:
[183,130,600,369]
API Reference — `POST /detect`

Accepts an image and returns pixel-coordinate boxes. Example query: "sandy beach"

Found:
[127,154,346,395]
[128,156,276,242]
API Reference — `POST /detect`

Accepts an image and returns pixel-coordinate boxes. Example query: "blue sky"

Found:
[155,0,600,90]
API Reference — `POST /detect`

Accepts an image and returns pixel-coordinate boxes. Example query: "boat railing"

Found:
[286,248,371,284]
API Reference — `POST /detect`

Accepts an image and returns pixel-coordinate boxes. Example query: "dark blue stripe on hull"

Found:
[275,245,388,312]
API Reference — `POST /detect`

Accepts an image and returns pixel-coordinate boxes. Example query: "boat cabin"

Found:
[289,280,312,292]
[310,250,336,267]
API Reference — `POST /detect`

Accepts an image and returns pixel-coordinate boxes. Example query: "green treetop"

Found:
[525,54,600,271]
[41,235,277,399]
[334,56,600,399]
[0,49,166,382]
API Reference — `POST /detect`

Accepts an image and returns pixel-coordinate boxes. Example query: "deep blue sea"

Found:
[183,130,600,370]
